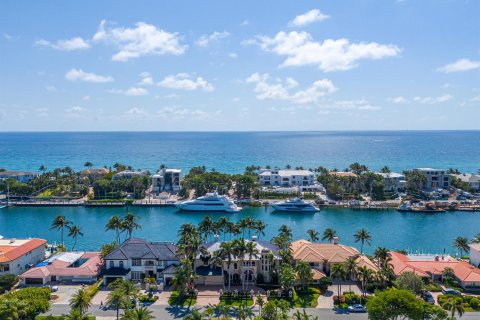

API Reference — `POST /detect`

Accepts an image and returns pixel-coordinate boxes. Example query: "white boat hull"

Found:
[272,205,319,212]
[176,203,241,213]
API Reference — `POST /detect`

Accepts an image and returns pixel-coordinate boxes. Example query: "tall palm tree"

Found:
[330,264,347,297]
[122,306,154,320]
[217,216,229,240]
[68,225,83,251]
[354,229,372,254]
[50,215,71,246]
[219,241,236,291]
[84,162,93,170]
[254,220,266,239]
[198,216,213,241]
[344,256,358,292]
[106,289,128,320]
[307,229,319,242]
[63,308,91,320]
[296,261,313,290]
[356,266,373,291]
[106,215,124,245]
[444,297,465,319]
[244,241,259,291]
[453,236,469,258]
[38,165,47,173]
[233,238,247,291]
[122,212,141,239]
[373,247,391,269]
[322,228,337,242]
[69,288,92,314]
[279,224,292,239]
[183,308,205,320]
[237,219,249,238]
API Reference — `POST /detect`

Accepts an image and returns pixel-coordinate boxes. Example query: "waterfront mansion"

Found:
[258,167,323,192]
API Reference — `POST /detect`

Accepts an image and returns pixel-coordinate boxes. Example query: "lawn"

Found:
[219,294,254,306]
[292,288,321,308]
[168,291,196,307]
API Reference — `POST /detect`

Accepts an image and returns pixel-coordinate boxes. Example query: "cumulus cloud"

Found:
[109,87,149,96]
[93,20,187,61]
[289,9,330,27]
[65,68,113,83]
[331,99,380,111]
[436,58,480,73]
[252,31,401,72]
[413,94,453,104]
[158,73,214,91]
[245,72,337,104]
[195,31,230,47]
[35,37,90,51]
[388,96,408,104]
[138,72,154,85]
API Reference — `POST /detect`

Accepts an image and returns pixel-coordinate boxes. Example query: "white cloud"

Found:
[45,85,57,92]
[195,31,230,47]
[138,72,154,85]
[65,68,113,83]
[228,52,238,59]
[158,73,214,91]
[109,87,149,96]
[157,106,208,118]
[436,58,480,73]
[245,72,337,104]
[332,99,381,111]
[388,96,408,104]
[93,20,187,61]
[125,107,147,117]
[65,106,87,117]
[253,31,401,72]
[413,94,453,104]
[289,9,330,27]
[240,20,249,26]
[35,37,90,51]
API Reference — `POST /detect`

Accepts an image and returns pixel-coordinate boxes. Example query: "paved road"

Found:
[44,304,480,319]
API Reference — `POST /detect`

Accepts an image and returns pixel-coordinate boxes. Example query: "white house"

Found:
[470,244,480,268]
[195,236,281,286]
[451,173,480,191]
[112,170,148,180]
[259,168,321,191]
[413,168,451,190]
[0,171,38,183]
[376,172,405,193]
[152,168,183,193]
[103,238,179,285]
[0,238,46,276]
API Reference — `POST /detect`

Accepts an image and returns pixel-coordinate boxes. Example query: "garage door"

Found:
[25,278,44,284]
[105,276,122,284]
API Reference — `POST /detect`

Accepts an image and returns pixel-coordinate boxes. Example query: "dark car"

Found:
[442,288,461,295]
[423,292,435,304]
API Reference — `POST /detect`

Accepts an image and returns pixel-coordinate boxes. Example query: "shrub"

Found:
[0,274,19,293]
[317,276,332,291]
[469,297,480,309]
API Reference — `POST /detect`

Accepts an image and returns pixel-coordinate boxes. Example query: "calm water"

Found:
[0,206,478,256]
[1,131,480,173]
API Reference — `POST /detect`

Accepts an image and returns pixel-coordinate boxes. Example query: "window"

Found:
[0,264,10,272]
[109,261,114,268]
[145,260,154,266]
[131,271,142,280]
[234,263,238,270]
[119,261,124,268]
[132,259,141,266]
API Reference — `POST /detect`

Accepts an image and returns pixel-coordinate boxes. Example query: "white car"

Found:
[348,304,366,313]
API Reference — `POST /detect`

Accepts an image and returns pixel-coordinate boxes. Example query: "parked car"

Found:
[423,291,435,304]
[442,288,461,295]
[348,304,367,313]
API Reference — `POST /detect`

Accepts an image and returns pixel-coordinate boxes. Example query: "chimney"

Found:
[331,236,339,245]
[214,234,219,242]
[252,235,258,242]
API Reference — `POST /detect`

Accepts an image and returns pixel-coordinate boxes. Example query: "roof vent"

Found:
[331,236,339,245]
[252,235,258,241]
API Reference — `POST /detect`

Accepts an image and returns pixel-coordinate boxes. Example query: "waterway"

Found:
[1,206,478,256]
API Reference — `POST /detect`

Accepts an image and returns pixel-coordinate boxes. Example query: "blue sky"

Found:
[0,0,479,131]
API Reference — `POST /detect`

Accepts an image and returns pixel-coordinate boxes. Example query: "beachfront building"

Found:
[376,172,405,193]
[413,168,451,191]
[451,173,480,191]
[152,168,183,193]
[112,170,148,180]
[291,238,378,282]
[470,244,480,268]
[103,238,179,285]
[259,167,322,192]
[195,236,281,286]
[20,252,102,285]
[0,238,46,276]
[0,171,38,183]
[390,251,480,289]
[78,168,110,180]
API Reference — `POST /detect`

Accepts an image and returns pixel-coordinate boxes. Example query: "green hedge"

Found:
[36,317,96,320]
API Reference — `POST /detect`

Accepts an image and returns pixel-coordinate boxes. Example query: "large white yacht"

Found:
[272,198,320,212]
[176,192,241,212]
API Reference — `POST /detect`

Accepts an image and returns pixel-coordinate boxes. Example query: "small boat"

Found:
[397,202,445,213]
[0,205,7,209]
[176,192,241,212]
[272,198,320,212]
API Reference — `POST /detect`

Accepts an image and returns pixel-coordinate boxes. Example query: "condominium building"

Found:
[376,172,405,192]
[259,168,315,187]
[152,168,183,193]
[413,168,451,190]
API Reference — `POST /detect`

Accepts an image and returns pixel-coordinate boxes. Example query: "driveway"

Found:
[317,282,364,309]
[51,284,84,305]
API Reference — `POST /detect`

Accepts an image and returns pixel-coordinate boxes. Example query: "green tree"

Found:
[344,256,358,292]
[354,228,372,254]
[307,229,319,242]
[50,215,71,246]
[292,309,318,320]
[443,297,465,320]
[330,264,346,296]
[322,228,337,242]
[106,215,124,244]
[106,288,129,320]
[374,247,391,269]
[380,166,391,173]
[64,308,91,320]
[357,266,373,291]
[68,224,84,251]
[69,288,93,314]
[394,271,424,295]
[279,264,296,291]
[296,261,313,289]
[244,241,259,291]
[101,242,119,259]
[84,162,93,169]
[122,306,154,320]
[453,236,469,258]
[404,170,427,195]
[471,233,480,244]
[122,212,141,240]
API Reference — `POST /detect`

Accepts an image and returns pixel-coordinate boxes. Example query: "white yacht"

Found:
[176,192,241,212]
[272,198,320,212]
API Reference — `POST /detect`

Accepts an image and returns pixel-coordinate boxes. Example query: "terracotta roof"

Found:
[329,171,358,177]
[21,252,102,279]
[0,238,46,263]
[311,268,327,280]
[389,251,480,283]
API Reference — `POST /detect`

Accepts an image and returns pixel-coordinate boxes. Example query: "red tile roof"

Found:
[0,238,46,263]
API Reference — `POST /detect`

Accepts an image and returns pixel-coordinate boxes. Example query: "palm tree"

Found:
[122,212,141,239]
[444,297,465,319]
[279,224,292,239]
[50,215,71,247]
[68,225,83,251]
[356,266,373,291]
[122,306,154,320]
[307,229,319,242]
[106,289,128,320]
[292,309,318,320]
[217,216,229,240]
[296,261,313,290]
[219,241,236,291]
[84,162,93,169]
[354,229,372,254]
[233,238,247,291]
[453,236,469,258]
[373,247,391,269]
[322,228,337,242]
[183,308,205,320]
[38,165,47,173]
[344,256,358,292]
[471,233,480,244]
[380,166,391,174]
[106,215,124,245]
[254,220,266,239]
[69,288,92,314]
[244,241,259,291]
[198,216,213,241]
[237,219,250,238]
[330,264,347,297]
[63,308,91,320]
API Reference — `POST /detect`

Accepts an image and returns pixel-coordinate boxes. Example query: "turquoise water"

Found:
[1,131,480,173]
[1,206,478,256]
